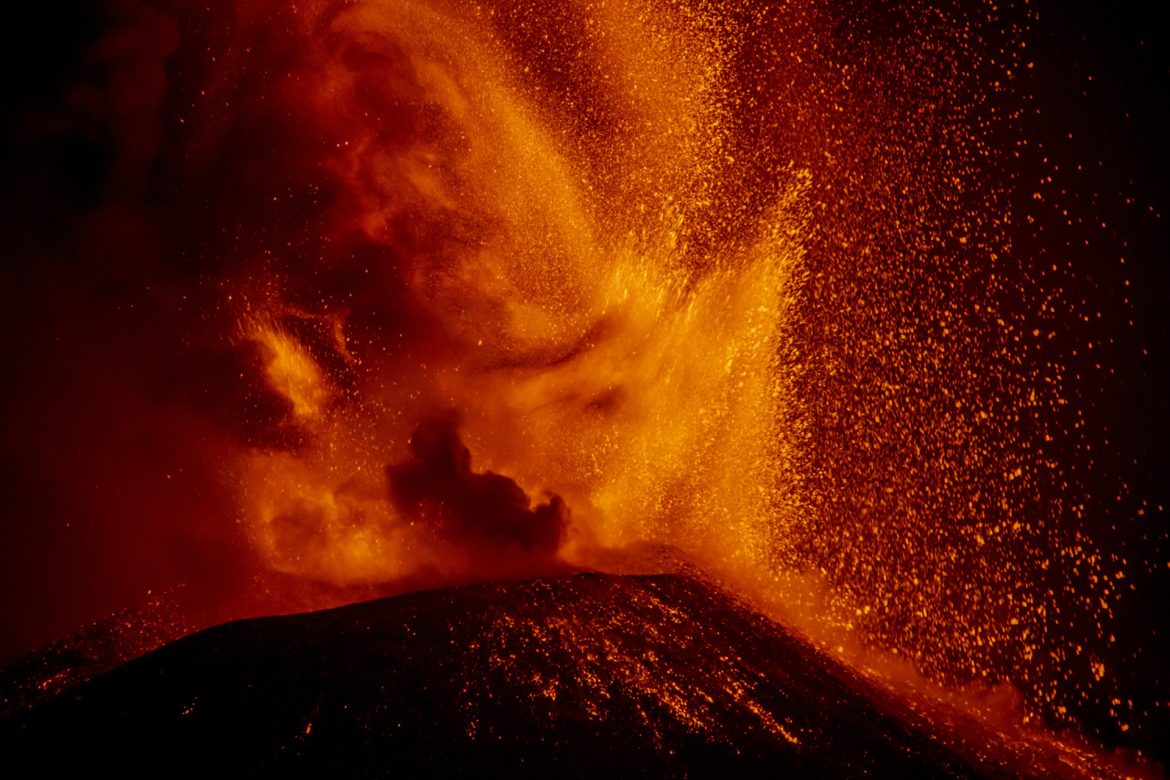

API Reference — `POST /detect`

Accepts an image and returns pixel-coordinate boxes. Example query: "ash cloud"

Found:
[387,415,567,556]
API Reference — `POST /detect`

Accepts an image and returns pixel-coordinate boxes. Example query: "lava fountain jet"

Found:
[0,0,1166,774]
[224,0,809,594]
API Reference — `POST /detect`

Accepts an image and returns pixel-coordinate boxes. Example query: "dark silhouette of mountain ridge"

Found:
[0,572,1098,777]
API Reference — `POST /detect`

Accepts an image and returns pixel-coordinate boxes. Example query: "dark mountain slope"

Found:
[1,573,1074,777]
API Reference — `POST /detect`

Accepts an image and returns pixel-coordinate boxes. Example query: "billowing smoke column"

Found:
[0,0,1164,761]
[209,0,803,595]
[388,415,567,558]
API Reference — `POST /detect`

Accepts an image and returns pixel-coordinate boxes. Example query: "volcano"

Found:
[0,573,1122,777]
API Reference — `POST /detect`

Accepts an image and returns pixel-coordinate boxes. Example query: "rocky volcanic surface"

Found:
[0,573,1112,777]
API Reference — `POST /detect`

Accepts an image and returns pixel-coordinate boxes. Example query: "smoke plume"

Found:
[388,414,567,556]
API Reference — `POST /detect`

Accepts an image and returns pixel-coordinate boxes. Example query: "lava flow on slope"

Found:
[0,572,1142,777]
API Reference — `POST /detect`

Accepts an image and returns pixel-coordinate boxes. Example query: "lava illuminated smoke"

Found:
[1,0,1166,768]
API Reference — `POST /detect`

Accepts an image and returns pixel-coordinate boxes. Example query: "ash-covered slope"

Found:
[0,574,1030,776]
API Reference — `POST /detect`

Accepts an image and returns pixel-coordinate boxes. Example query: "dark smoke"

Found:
[387,415,568,555]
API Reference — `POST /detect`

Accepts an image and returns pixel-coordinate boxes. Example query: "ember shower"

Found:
[1,0,1164,763]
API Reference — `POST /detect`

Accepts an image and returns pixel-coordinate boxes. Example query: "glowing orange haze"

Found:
[235,0,807,589]
[204,0,1125,736]
[5,0,1141,758]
